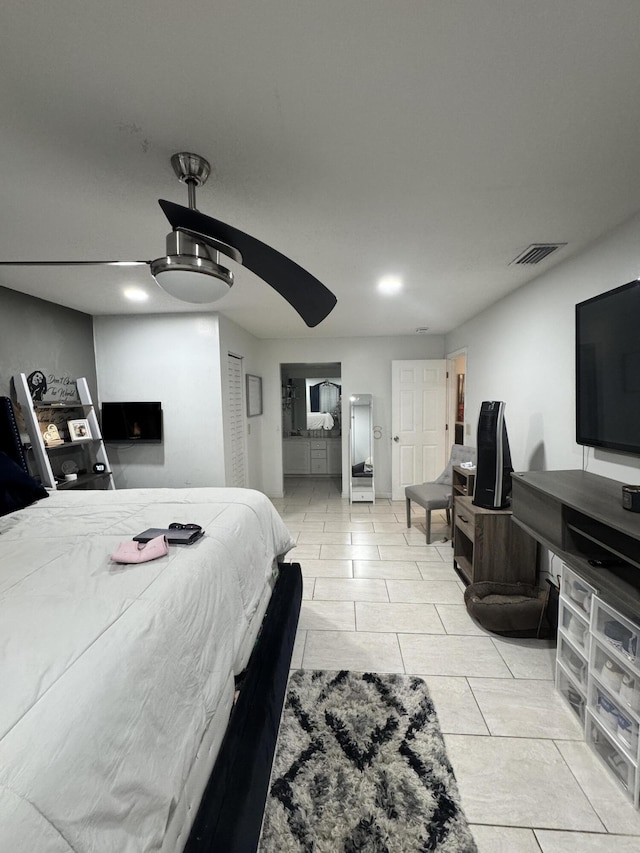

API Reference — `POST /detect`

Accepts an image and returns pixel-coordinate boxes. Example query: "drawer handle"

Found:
[458,514,468,523]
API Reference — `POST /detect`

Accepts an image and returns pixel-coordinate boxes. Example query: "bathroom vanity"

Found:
[282,436,342,476]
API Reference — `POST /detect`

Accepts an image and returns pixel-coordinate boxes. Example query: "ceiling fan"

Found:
[0,152,337,327]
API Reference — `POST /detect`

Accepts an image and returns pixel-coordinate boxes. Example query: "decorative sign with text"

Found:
[27,371,79,404]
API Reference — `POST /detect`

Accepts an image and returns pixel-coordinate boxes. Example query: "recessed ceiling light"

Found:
[377,275,403,295]
[123,287,149,302]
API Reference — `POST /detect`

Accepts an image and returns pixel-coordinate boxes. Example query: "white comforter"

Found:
[0,487,294,853]
[306,412,334,430]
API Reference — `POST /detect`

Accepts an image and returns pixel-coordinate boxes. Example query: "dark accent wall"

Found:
[0,286,98,408]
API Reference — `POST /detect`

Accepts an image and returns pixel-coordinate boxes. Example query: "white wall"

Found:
[93,314,225,488]
[445,209,640,485]
[93,317,444,496]
[259,335,446,497]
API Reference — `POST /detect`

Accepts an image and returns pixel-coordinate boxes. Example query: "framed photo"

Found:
[67,418,92,442]
[246,374,263,417]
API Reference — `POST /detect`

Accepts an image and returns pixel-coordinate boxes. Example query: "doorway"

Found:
[280,362,342,485]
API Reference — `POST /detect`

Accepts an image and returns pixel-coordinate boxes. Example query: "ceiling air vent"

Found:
[510,243,567,265]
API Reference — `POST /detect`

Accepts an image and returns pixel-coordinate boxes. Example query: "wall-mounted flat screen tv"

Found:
[576,279,640,454]
[101,402,163,444]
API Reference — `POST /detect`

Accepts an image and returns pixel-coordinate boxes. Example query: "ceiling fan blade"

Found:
[0,261,148,267]
[159,199,337,327]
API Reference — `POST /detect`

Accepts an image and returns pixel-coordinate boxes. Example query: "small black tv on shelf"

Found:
[576,279,640,455]
[101,402,163,444]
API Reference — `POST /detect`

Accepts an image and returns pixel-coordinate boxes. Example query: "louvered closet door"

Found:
[227,353,247,487]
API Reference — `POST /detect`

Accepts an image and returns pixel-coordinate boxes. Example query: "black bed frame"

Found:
[185,561,302,853]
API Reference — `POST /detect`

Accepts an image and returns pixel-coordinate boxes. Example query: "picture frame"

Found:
[67,418,92,442]
[246,374,263,417]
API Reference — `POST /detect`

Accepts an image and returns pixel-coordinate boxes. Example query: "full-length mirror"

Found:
[350,394,374,503]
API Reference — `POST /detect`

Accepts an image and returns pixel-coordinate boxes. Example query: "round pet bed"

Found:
[464,581,549,637]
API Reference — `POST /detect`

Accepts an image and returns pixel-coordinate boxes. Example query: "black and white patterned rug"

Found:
[259,670,478,852]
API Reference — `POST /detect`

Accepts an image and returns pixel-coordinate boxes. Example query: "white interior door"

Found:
[391,360,447,500]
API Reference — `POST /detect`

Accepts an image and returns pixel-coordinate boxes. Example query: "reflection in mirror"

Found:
[350,394,374,503]
[281,363,342,437]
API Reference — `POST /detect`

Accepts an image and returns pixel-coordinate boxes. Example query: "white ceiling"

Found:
[1,0,640,339]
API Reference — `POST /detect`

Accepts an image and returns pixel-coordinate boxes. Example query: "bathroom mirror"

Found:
[349,394,374,502]
[281,363,342,436]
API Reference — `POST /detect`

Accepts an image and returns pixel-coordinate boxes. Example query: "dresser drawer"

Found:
[559,599,590,654]
[556,662,586,725]
[310,458,327,474]
[454,503,476,533]
[558,632,588,687]
[587,714,635,797]
[561,564,596,619]
[311,449,327,459]
[310,440,327,450]
[592,598,640,666]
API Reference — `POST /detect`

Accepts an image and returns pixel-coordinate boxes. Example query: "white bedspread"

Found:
[0,487,294,853]
[306,411,334,430]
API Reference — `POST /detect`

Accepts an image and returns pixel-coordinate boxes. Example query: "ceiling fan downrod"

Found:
[170,152,211,210]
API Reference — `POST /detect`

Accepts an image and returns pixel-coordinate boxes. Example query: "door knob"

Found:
[393,435,400,442]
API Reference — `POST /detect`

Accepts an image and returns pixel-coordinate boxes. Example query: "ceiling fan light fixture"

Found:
[150,255,233,303]
[150,227,233,304]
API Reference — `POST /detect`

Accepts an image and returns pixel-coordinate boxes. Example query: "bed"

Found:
[0,398,301,853]
[306,411,334,430]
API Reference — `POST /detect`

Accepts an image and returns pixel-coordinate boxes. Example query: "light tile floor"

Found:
[271,477,640,853]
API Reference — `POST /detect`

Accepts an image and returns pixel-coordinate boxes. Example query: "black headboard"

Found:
[0,396,29,474]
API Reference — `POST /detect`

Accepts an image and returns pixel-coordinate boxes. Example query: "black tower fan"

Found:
[473,401,513,509]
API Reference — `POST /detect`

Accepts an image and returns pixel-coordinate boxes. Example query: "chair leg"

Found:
[425,510,432,544]
[406,497,412,528]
